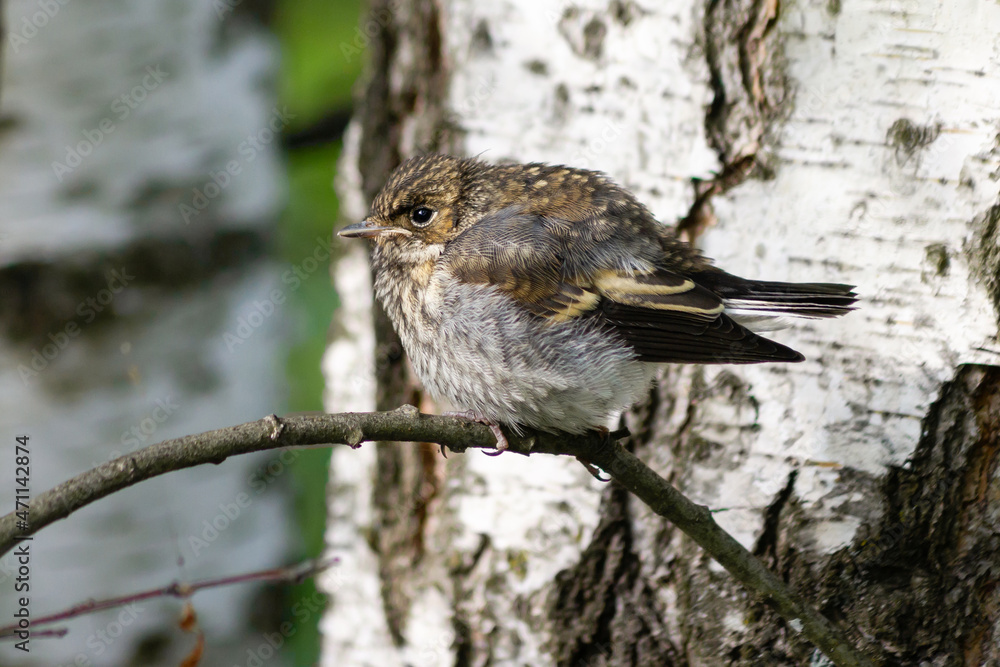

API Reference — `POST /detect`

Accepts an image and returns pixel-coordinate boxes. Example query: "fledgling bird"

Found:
[339,155,856,445]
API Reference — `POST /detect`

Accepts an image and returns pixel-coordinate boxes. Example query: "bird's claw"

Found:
[444,411,509,454]
[483,423,509,455]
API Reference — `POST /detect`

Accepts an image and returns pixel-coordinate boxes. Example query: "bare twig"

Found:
[0,558,336,640]
[0,407,873,667]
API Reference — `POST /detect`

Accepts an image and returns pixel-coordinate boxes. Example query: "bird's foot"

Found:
[444,411,509,454]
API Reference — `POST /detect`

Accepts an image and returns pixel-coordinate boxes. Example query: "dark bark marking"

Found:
[549,479,682,667]
[970,203,1000,325]
[811,365,1000,665]
[753,470,798,569]
[682,0,787,241]
[0,231,267,343]
[886,118,941,167]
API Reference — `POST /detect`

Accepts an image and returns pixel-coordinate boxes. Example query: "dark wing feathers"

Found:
[443,209,811,364]
[603,303,805,363]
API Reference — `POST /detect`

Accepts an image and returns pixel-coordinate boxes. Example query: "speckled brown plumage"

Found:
[340,154,856,435]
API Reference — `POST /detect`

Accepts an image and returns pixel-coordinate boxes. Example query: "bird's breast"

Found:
[372,245,444,336]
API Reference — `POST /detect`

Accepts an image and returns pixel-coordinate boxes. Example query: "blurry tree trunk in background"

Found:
[322,1,1000,665]
[1,0,4,103]
[0,2,292,666]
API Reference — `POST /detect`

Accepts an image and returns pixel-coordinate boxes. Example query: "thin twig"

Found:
[0,407,874,667]
[0,558,336,640]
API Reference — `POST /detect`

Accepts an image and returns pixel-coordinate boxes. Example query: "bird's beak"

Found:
[338,220,411,239]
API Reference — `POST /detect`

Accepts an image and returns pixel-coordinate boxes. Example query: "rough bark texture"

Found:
[322,1,1000,665]
[549,440,684,667]
[811,365,1000,666]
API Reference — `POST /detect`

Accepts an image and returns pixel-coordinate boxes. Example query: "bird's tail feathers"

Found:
[721,280,857,320]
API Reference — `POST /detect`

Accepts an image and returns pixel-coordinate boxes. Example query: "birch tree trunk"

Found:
[321,1,1000,665]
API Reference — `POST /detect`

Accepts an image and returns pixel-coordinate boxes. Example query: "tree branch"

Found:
[0,406,873,667]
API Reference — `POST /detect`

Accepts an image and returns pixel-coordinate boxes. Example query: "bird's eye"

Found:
[410,206,436,227]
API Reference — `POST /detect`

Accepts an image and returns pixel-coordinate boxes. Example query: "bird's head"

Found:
[338,155,474,254]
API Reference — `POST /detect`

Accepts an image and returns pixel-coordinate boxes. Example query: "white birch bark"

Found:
[322,1,1000,664]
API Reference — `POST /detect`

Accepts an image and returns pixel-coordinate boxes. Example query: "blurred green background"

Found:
[274,0,363,662]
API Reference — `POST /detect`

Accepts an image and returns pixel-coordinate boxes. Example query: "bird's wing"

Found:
[443,209,803,364]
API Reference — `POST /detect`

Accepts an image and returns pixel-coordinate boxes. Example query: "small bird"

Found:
[339,155,856,446]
